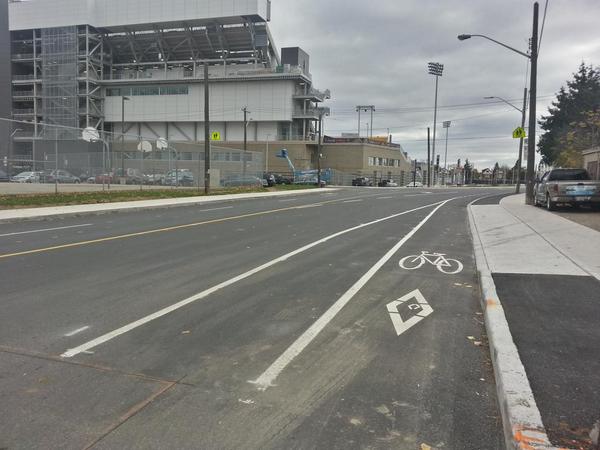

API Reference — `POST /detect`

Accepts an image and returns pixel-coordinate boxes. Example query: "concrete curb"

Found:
[467,202,561,450]
[0,188,335,224]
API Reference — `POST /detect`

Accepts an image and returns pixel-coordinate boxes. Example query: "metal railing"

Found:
[12,108,35,114]
[13,74,37,80]
[12,90,36,97]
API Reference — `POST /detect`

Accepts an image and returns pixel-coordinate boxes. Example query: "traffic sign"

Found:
[512,127,527,139]
[211,131,221,141]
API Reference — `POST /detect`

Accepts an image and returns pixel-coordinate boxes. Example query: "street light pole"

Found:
[484,91,528,193]
[458,1,539,204]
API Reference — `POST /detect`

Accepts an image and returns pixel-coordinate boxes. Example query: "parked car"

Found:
[0,169,8,182]
[221,175,263,187]
[164,169,194,186]
[92,173,116,184]
[352,177,372,186]
[378,179,398,187]
[263,173,276,187]
[11,171,42,183]
[534,168,600,210]
[110,168,143,185]
[143,173,165,185]
[44,169,80,184]
[405,181,424,188]
[273,174,293,185]
[294,176,326,187]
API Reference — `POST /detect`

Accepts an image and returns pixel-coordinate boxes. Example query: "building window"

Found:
[106,85,188,96]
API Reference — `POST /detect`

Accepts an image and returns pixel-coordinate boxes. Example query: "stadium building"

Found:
[1,0,331,176]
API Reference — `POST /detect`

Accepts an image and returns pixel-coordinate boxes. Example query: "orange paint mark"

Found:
[486,298,498,307]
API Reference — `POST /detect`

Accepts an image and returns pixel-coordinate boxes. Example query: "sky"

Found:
[269,0,600,170]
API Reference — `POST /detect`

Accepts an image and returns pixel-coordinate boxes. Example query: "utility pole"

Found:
[516,87,528,194]
[525,2,539,204]
[427,127,431,187]
[428,63,444,186]
[204,64,210,194]
[316,107,330,187]
[242,106,249,177]
[412,159,417,186]
[121,96,129,175]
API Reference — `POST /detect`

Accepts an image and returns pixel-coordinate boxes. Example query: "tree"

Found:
[463,159,472,184]
[539,63,600,165]
[492,162,500,185]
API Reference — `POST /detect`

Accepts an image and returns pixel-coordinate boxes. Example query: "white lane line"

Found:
[198,206,234,212]
[61,200,446,358]
[343,199,363,203]
[278,198,299,202]
[64,326,90,337]
[0,223,93,237]
[249,199,451,390]
[377,196,393,200]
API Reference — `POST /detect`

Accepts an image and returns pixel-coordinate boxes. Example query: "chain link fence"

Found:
[0,118,267,192]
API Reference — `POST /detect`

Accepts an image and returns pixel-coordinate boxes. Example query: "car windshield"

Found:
[548,169,591,181]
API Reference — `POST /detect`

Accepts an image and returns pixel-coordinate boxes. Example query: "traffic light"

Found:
[436,155,440,169]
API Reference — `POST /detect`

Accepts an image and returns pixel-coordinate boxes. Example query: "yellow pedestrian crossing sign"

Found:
[512,127,527,139]
[211,131,221,141]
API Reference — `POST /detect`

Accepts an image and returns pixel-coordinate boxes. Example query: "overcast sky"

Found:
[269,0,600,170]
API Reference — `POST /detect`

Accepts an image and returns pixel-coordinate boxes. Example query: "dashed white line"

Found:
[343,199,363,203]
[61,200,448,358]
[377,196,393,200]
[249,199,452,390]
[0,223,93,237]
[64,326,90,337]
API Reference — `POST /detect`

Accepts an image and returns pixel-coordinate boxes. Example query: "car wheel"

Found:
[546,193,556,211]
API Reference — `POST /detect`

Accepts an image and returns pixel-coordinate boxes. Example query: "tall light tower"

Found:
[443,120,451,185]
[428,62,444,185]
[356,105,375,138]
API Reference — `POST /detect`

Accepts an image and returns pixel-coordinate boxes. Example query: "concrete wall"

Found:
[10,0,269,30]
[105,80,295,125]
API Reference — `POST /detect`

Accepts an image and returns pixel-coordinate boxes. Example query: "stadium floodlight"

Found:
[427,62,444,185]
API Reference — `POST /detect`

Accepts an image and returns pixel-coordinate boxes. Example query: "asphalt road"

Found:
[0,187,509,450]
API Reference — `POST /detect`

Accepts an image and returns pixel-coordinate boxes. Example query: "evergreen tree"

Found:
[538,63,600,164]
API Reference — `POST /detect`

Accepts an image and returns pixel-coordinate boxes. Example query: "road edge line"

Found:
[467,200,559,450]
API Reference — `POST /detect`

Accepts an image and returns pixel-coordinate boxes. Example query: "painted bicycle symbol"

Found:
[399,251,463,274]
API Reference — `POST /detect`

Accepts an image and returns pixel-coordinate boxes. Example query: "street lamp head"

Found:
[457,34,472,41]
[427,62,444,76]
[483,96,495,99]
[123,96,130,101]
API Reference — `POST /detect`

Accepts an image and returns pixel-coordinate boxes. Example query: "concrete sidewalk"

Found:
[0,188,333,223]
[469,194,600,450]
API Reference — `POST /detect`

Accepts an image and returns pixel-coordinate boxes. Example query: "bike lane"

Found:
[233,196,503,449]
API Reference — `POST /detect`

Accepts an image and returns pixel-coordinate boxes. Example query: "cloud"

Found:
[269,0,600,169]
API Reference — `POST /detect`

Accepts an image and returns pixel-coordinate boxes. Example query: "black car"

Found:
[273,173,293,185]
[0,169,8,182]
[352,177,372,186]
